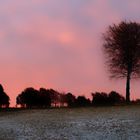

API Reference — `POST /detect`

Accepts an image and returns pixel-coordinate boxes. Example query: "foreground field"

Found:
[0,106,140,140]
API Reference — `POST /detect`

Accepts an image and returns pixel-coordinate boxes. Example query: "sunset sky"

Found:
[0,0,140,106]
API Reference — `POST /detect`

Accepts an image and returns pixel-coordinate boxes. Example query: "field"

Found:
[0,106,140,140]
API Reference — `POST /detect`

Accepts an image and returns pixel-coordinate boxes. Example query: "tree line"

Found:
[0,84,139,108]
[0,86,140,108]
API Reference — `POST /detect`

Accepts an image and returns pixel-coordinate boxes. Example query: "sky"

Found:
[0,0,140,106]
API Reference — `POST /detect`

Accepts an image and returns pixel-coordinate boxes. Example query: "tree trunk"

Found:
[126,71,131,103]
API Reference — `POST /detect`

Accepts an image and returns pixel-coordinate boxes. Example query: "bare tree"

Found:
[103,21,140,103]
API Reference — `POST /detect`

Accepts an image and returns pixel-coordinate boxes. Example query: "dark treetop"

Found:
[103,21,140,102]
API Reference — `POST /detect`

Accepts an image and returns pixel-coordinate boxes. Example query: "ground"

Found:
[0,106,140,140]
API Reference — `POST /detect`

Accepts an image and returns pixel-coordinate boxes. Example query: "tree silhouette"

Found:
[76,96,91,107]
[16,87,61,108]
[108,91,125,105]
[92,92,108,106]
[92,91,125,106]
[103,21,140,103]
[49,89,60,107]
[59,93,67,107]
[65,92,76,107]
[16,94,25,108]
[39,88,51,107]
[0,84,10,108]
[16,87,39,108]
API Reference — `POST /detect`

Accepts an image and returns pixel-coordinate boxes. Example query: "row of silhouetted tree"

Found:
[16,87,126,108]
[0,84,126,108]
[16,87,91,108]
[91,91,125,106]
[0,84,140,108]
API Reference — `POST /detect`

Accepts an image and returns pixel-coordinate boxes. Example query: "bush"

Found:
[92,91,125,106]
[76,96,91,107]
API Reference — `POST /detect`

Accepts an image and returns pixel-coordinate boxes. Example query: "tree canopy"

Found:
[0,84,10,108]
[103,21,140,102]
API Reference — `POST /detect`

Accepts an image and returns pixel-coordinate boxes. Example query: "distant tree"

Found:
[16,87,39,108]
[0,84,10,108]
[49,89,60,107]
[17,87,67,108]
[108,91,125,105]
[92,91,125,106]
[65,92,76,107]
[16,94,25,108]
[92,92,108,106]
[103,21,140,103]
[76,96,91,107]
[59,93,67,107]
[39,88,51,107]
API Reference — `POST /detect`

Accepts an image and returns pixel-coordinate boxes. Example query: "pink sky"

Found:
[0,0,140,106]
